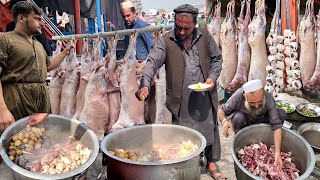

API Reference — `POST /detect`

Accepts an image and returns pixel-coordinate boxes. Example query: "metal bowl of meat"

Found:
[276,100,296,113]
[298,122,320,151]
[232,124,315,180]
[296,103,320,118]
[100,124,206,180]
[0,114,99,180]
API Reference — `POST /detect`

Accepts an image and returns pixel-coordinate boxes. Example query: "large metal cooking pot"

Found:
[232,124,315,180]
[0,114,99,180]
[100,124,206,180]
[298,122,320,151]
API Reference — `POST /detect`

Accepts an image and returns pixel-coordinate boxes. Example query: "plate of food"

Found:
[276,100,296,113]
[296,103,320,118]
[188,82,211,92]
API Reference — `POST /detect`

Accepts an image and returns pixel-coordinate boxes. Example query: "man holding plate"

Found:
[136,4,224,179]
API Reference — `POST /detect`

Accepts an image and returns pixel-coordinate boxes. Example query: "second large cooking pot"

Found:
[232,124,315,180]
[100,124,206,180]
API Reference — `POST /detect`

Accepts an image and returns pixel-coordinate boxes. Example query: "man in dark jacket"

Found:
[136,4,225,179]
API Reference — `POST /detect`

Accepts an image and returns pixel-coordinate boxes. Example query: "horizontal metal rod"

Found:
[52,24,174,41]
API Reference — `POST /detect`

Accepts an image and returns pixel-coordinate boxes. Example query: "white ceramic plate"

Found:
[188,83,211,92]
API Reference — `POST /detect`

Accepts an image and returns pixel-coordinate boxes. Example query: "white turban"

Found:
[120,1,134,9]
[243,79,263,93]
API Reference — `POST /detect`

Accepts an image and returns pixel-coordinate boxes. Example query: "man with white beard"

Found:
[218,79,286,167]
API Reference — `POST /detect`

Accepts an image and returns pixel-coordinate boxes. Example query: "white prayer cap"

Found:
[120,1,134,9]
[243,79,263,93]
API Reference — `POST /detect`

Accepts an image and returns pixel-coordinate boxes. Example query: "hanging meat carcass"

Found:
[305,9,320,91]
[73,38,91,120]
[49,41,66,114]
[79,42,119,139]
[227,0,251,92]
[110,34,145,132]
[154,65,172,124]
[299,0,317,90]
[247,0,268,85]
[59,40,81,118]
[208,0,221,46]
[106,36,121,132]
[219,0,237,90]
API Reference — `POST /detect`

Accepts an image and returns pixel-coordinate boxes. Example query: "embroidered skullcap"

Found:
[120,1,133,9]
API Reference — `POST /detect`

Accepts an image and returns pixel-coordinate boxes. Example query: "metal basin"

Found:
[0,115,99,180]
[100,124,206,180]
[296,103,320,118]
[275,100,296,113]
[298,122,320,150]
[232,124,315,180]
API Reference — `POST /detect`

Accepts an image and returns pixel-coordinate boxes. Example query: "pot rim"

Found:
[298,122,320,150]
[100,124,207,166]
[231,123,315,180]
[0,114,99,180]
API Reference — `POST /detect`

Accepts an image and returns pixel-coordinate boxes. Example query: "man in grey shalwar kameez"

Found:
[136,4,225,179]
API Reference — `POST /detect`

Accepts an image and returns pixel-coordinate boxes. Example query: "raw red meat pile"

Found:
[238,142,300,180]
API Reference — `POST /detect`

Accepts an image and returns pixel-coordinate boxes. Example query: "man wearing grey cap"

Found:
[218,79,286,168]
[136,4,224,179]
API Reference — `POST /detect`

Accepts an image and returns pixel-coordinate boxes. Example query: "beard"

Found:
[245,96,266,117]
[26,19,41,35]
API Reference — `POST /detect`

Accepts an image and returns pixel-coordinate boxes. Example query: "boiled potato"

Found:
[9,146,15,150]
[18,133,24,141]
[31,127,37,133]
[14,140,21,147]
[8,150,16,156]
[24,132,31,138]
[22,138,29,144]
[28,140,35,146]
[16,149,22,155]
[12,136,18,142]
[25,146,34,152]
[9,155,14,161]
[31,136,38,142]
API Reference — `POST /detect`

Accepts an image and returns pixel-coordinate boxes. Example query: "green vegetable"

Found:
[276,103,294,113]
[300,107,317,117]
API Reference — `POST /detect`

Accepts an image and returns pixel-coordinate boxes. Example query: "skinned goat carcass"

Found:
[219,0,237,90]
[59,40,81,118]
[73,38,91,120]
[208,1,221,46]
[154,65,172,124]
[110,34,145,132]
[227,0,251,92]
[247,0,268,85]
[305,9,320,91]
[49,41,65,114]
[299,0,317,89]
[106,36,121,132]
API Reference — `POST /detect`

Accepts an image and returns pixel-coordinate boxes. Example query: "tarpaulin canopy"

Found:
[43,0,124,30]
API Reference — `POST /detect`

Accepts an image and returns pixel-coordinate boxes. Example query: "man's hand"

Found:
[27,113,49,127]
[0,109,15,132]
[274,151,283,168]
[205,78,215,90]
[135,87,149,101]
[222,121,234,138]
[62,43,74,56]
